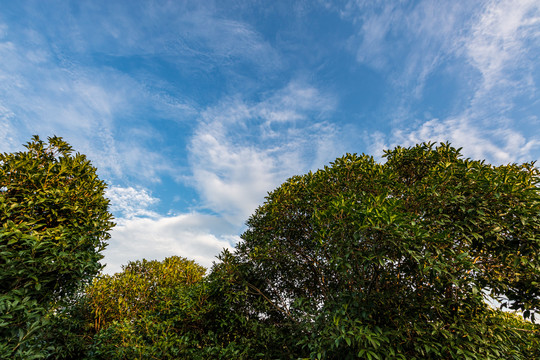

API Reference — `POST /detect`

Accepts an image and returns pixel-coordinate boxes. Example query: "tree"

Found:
[228,142,540,359]
[82,256,207,359]
[59,254,294,359]
[0,136,114,359]
[87,256,206,331]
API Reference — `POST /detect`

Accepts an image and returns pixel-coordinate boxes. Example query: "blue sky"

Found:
[1,0,539,274]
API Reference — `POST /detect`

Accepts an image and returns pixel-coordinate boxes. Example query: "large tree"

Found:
[229,142,540,359]
[0,136,114,359]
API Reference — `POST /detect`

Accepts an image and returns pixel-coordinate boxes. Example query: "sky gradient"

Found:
[1,0,539,274]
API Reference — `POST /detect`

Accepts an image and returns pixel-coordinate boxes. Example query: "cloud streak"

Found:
[466,0,540,92]
[106,186,160,221]
[0,18,194,184]
[342,1,469,91]
[25,1,282,74]
[389,116,539,164]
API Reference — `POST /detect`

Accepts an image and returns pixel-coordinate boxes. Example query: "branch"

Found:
[246,282,296,322]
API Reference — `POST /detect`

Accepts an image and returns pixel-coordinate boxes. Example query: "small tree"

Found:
[230,142,540,359]
[84,256,206,359]
[0,136,114,359]
[87,256,206,331]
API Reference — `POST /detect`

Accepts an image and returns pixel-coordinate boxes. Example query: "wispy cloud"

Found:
[103,184,242,274]
[0,0,290,185]
[360,0,540,163]
[0,104,18,153]
[0,18,194,183]
[189,81,341,224]
[27,1,282,73]
[462,0,540,129]
[341,1,469,94]
[466,0,540,92]
[388,116,539,164]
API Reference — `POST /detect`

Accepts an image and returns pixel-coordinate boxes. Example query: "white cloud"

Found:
[106,186,160,221]
[189,81,341,224]
[47,1,282,74]
[331,0,483,135]
[0,104,18,153]
[342,1,468,91]
[348,2,401,70]
[0,0,287,185]
[103,213,237,274]
[103,185,242,274]
[384,116,539,164]
[0,20,192,183]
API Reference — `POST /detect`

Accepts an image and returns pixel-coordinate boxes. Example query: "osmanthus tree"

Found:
[228,142,540,359]
[0,136,114,359]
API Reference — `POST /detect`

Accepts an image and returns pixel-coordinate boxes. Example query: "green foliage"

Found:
[87,256,206,331]
[61,254,298,359]
[84,256,207,359]
[195,250,301,358]
[229,142,540,359]
[0,136,114,359]
[489,310,540,359]
[13,140,538,359]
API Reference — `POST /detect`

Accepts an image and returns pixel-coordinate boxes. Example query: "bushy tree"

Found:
[83,256,206,359]
[0,136,114,359]
[87,256,206,330]
[228,142,540,359]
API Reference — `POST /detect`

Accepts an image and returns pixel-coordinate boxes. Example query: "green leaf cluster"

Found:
[79,256,207,359]
[68,255,295,359]
[0,136,114,359]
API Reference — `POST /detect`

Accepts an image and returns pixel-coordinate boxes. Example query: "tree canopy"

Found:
[75,256,206,359]
[3,139,538,359]
[229,142,540,358]
[0,136,114,359]
[87,256,206,331]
